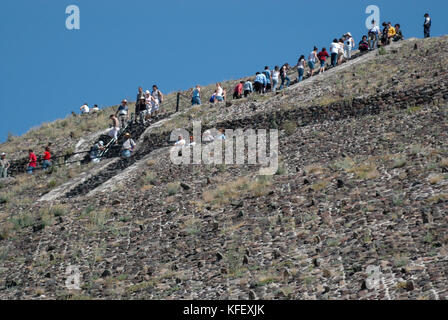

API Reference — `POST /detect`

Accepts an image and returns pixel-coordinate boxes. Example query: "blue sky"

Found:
[1,0,447,142]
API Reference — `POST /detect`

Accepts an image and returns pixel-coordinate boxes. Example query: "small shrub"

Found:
[51,205,67,217]
[392,158,407,169]
[0,222,14,240]
[12,213,34,230]
[0,194,9,205]
[166,182,180,196]
[429,174,444,185]
[378,47,387,56]
[276,162,286,175]
[282,121,297,136]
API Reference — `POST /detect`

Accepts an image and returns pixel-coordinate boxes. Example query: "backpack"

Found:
[209,95,215,103]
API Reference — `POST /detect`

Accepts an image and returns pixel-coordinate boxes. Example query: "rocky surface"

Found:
[0,36,447,300]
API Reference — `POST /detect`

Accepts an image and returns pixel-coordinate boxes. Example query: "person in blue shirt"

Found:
[254,72,267,94]
[216,129,226,140]
[115,99,129,129]
[243,79,253,97]
[191,85,201,106]
[262,66,272,92]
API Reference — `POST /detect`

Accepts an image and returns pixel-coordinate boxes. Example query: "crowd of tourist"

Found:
[0,13,433,175]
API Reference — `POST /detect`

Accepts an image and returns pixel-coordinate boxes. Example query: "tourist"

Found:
[308,47,319,77]
[136,86,145,102]
[330,39,339,67]
[233,82,243,99]
[344,33,355,59]
[279,64,290,90]
[80,103,89,114]
[337,39,345,65]
[262,66,272,92]
[42,147,52,171]
[135,96,147,124]
[174,135,186,147]
[216,129,226,140]
[317,48,329,74]
[109,115,120,141]
[254,72,266,94]
[359,36,369,52]
[192,85,201,105]
[297,55,306,82]
[387,22,396,44]
[145,90,155,120]
[151,85,164,116]
[271,66,280,91]
[122,133,136,158]
[381,22,389,46]
[393,24,404,42]
[27,149,37,174]
[0,153,10,178]
[116,99,129,129]
[424,13,431,38]
[90,141,105,163]
[243,79,253,97]
[368,20,381,50]
[214,83,225,103]
[203,130,215,143]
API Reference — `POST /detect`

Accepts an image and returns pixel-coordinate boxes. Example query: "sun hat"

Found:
[98,141,104,146]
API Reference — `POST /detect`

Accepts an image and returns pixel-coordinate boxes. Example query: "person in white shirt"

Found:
[203,130,215,143]
[337,38,345,65]
[368,20,381,50]
[174,135,186,148]
[330,39,339,67]
[80,103,89,114]
[145,90,155,119]
[271,66,280,91]
[308,47,319,77]
[108,115,120,141]
[187,136,196,147]
[151,85,164,116]
[91,105,100,113]
[214,83,225,103]
[344,32,355,59]
[424,13,431,38]
[122,133,136,158]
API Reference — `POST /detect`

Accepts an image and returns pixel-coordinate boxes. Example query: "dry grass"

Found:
[202,175,272,206]
[347,163,380,180]
[304,164,326,175]
[428,174,445,185]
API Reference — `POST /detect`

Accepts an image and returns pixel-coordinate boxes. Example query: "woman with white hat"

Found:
[122,133,136,158]
[344,32,355,59]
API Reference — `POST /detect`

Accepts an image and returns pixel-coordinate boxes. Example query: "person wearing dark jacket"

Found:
[424,13,431,38]
[135,96,146,125]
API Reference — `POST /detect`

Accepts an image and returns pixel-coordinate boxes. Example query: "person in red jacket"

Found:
[317,47,330,74]
[42,147,52,170]
[27,149,37,174]
[233,81,243,99]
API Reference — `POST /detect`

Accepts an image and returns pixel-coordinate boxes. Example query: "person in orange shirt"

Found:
[387,22,396,43]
